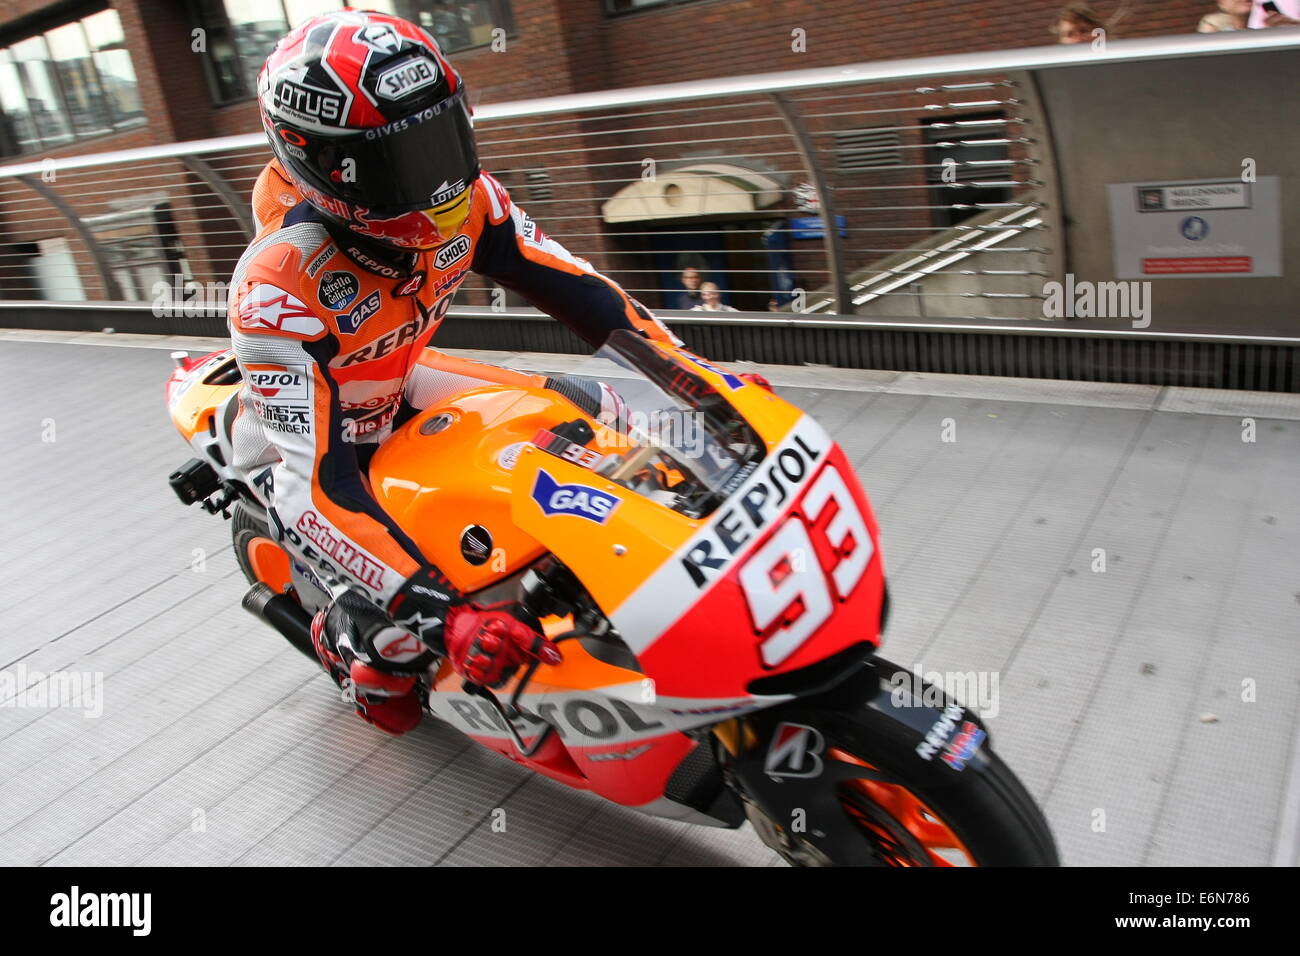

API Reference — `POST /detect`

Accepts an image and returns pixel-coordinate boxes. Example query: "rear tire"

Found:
[231,501,294,596]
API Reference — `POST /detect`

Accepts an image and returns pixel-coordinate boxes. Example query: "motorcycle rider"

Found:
[228,9,680,735]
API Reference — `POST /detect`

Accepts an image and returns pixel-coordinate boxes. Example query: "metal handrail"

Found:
[3,31,1297,178]
[3,298,1298,346]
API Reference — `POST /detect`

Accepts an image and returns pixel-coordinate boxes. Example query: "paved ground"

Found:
[1,328,1297,867]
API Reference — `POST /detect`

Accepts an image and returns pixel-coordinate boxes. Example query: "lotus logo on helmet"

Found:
[376,56,440,100]
[274,78,344,126]
[431,179,467,207]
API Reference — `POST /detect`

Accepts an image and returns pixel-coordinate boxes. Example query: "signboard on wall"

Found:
[788,215,847,240]
[1106,177,1281,278]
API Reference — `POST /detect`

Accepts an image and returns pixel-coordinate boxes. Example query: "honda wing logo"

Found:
[764,722,825,779]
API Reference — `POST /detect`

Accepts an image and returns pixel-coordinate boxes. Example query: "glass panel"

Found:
[10,36,73,147]
[193,0,245,101]
[282,0,342,26]
[83,9,144,127]
[0,49,42,154]
[383,1,508,53]
[222,0,290,98]
[45,21,111,136]
[606,0,678,13]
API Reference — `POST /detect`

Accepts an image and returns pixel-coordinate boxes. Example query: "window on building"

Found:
[0,10,145,157]
[192,1,514,104]
[9,36,74,150]
[376,1,513,52]
[84,9,145,129]
[605,0,704,14]
[921,113,1013,229]
[46,21,112,138]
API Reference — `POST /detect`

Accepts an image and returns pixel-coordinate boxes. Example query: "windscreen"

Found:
[555,330,765,520]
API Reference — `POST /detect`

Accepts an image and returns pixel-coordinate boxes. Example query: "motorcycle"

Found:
[164,329,1059,866]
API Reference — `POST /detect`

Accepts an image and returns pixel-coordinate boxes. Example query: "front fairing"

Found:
[509,336,886,702]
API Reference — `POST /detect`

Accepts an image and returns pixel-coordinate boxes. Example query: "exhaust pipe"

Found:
[242,583,319,662]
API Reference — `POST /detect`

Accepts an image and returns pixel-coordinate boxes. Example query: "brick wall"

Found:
[0,0,1229,306]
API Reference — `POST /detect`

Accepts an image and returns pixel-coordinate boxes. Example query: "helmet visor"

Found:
[290,88,480,215]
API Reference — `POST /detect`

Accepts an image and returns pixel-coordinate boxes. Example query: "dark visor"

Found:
[310,88,479,214]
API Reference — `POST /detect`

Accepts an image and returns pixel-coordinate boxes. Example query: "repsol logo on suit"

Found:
[339,294,453,366]
[681,427,824,587]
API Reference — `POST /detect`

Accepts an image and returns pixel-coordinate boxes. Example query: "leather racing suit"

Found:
[228,160,678,729]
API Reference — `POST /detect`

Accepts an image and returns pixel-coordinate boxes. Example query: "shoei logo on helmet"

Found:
[376,56,440,101]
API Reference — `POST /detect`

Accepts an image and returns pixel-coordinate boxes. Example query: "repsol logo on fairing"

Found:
[681,426,825,587]
[339,295,451,365]
[437,693,665,742]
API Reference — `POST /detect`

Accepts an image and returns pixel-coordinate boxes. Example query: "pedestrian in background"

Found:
[692,282,739,312]
[1052,3,1106,42]
[672,266,705,310]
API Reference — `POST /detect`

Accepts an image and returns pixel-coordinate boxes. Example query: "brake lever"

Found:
[461,630,588,757]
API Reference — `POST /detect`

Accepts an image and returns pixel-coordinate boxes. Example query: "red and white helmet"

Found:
[257,10,479,250]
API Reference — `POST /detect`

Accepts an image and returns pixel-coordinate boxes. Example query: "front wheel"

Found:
[717,657,1059,866]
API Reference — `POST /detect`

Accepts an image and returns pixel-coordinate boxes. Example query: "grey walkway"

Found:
[1,329,1297,867]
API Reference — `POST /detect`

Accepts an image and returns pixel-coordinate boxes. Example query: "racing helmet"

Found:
[257,10,479,250]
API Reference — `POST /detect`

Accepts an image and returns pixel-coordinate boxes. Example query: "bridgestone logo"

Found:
[434,235,471,269]
[305,244,335,278]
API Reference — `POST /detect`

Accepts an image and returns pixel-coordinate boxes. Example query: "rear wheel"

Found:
[232,502,294,595]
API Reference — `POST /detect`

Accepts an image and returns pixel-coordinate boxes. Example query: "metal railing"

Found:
[1,28,1297,323]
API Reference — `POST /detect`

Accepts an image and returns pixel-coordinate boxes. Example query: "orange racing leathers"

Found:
[227,166,678,611]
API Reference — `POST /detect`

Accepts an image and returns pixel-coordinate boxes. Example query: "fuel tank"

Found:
[369,385,584,592]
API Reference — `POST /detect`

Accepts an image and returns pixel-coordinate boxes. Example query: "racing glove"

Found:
[310,589,431,735]
[443,601,562,689]
[388,568,563,688]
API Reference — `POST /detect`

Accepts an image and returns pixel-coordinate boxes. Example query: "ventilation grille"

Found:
[832,128,904,171]
[524,169,554,203]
